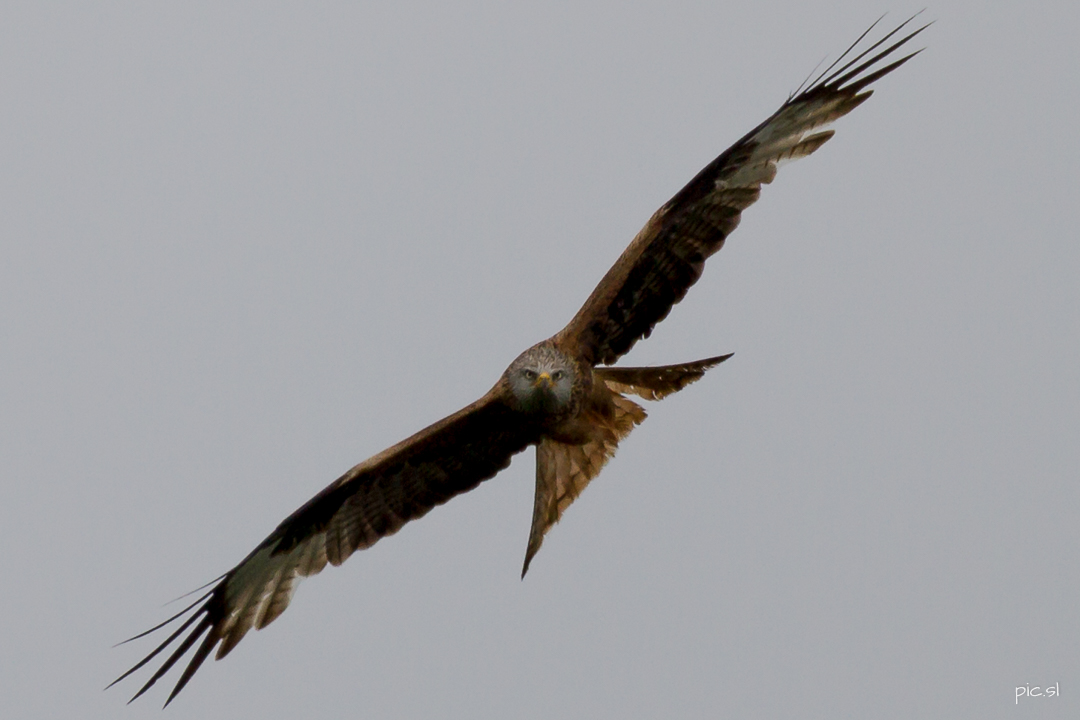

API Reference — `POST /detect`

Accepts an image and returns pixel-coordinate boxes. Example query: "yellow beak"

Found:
[535,371,552,388]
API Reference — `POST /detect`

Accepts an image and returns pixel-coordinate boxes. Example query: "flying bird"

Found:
[112,16,927,706]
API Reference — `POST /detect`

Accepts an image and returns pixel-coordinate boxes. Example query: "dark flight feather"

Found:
[555,18,928,366]
[114,392,537,706]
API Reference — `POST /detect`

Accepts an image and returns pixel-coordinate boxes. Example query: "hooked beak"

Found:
[534,371,552,389]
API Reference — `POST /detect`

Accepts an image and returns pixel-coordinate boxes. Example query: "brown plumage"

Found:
[524,354,733,576]
[111,16,927,706]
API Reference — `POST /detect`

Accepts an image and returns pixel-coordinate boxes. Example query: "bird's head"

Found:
[505,343,577,414]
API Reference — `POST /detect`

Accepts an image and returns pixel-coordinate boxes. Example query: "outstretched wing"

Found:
[110,390,536,706]
[555,16,927,367]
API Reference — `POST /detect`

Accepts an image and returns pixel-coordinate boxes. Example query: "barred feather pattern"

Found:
[110,392,535,706]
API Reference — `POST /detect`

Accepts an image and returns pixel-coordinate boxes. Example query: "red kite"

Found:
[112,16,927,705]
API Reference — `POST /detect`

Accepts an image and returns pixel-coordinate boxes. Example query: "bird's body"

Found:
[112,16,928,706]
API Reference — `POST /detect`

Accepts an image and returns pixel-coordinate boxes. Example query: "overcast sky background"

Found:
[3,1,1078,718]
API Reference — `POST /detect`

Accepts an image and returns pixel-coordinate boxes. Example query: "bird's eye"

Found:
[552,370,564,381]
[522,369,537,380]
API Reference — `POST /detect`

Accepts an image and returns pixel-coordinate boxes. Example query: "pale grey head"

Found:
[504,343,578,414]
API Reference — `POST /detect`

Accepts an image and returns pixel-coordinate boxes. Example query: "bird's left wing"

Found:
[555,16,928,367]
[111,390,536,706]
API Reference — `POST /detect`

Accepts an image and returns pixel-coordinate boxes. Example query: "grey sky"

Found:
[3,1,1078,718]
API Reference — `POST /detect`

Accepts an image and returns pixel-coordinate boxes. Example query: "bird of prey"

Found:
[112,16,927,706]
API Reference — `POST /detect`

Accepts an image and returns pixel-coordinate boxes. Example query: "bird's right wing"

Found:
[111,389,537,706]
